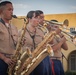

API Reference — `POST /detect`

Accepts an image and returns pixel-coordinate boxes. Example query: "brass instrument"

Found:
[15,31,56,75]
[38,24,49,35]
[8,17,31,75]
[44,20,76,46]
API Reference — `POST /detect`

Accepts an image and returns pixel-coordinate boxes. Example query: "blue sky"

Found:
[1,0,76,16]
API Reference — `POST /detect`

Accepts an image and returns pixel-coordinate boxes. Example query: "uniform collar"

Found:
[5,23,10,28]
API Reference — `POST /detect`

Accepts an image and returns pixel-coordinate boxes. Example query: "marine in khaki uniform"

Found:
[0,1,18,75]
[19,10,52,75]
[48,20,68,75]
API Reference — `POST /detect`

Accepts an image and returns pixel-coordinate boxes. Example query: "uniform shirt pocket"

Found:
[0,30,5,41]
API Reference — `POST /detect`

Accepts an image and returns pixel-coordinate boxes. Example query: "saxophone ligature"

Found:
[8,16,32,75]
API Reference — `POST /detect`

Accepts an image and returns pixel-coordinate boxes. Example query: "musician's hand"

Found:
[55,28,61,35]
[4,57,16,67]
[61,36,67,43]
[58,33,64,38]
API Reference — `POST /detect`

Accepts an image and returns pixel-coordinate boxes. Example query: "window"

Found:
[68,50,76,71]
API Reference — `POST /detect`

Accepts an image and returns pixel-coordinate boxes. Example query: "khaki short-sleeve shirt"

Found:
[19,26,44,52]
[0,22,18,55]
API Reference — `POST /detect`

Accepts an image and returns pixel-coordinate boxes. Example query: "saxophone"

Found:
[8,19,31,75]
[15,31,56,75]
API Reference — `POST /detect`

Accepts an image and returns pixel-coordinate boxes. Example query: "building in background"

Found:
[11,13,76,72]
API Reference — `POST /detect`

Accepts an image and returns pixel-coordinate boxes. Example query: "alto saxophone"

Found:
[16,31,56,75]
[8,19,31,75]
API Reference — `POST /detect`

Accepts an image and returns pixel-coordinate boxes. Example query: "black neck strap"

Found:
[0,18,5,25]
[26,28,36,49]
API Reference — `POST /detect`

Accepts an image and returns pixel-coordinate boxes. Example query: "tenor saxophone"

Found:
[8,19,31,75]
[16,31,56,75]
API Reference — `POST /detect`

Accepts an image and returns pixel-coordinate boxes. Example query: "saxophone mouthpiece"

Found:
[12,15,27,21]
[12,15,17,18]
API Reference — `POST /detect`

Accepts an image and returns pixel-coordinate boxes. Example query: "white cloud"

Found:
[13,3,30,9]
[70,6,76,9]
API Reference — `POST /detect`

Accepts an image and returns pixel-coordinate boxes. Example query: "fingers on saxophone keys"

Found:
[8,59,16,68]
